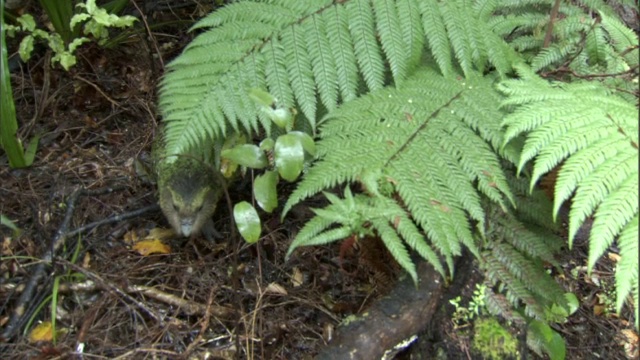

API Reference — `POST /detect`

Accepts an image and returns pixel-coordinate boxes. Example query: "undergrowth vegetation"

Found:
[157,0,639,355]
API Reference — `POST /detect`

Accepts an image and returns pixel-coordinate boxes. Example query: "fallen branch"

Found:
[315,259,448,360]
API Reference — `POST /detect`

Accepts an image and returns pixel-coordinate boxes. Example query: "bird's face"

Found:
[160,184,219,237]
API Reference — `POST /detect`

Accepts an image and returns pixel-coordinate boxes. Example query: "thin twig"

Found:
[67,204,159,237]
[543,0,562,48]
[61,260,165,324]
[73,75,121,109]
[131,0,165,70]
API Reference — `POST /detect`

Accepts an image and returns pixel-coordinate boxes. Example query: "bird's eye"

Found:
[195,205,203,212]
[173,204,179,211]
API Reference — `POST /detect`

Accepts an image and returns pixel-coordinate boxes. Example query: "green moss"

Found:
[472,318,518,360]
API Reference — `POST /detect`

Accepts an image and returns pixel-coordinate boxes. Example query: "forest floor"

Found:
[0,1,637,359]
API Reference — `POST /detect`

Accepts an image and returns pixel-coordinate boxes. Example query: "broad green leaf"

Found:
[70,14,91,28]
[254,170,279,213]
[221,144,268,169]
[259,138,275,152]
[17,14,36,32]
[269,107,293,130]
[18,36,35,61]
[57,52,77,71]
[564,293,579,316]
[274,134,304,181]
[288,131,316,156]
[546,331,567,360]
[234,201,261,243]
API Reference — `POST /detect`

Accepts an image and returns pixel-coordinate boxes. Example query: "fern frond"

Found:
[282,25,316,122]
[285,69,513,277]
[306,14,339,112]
[500,66,639,323]
[396,0,424,75]
[586,173,638,269]
[482,251,545,318]
[372,0,408,83]
[531,43,577,72]
[599,11,640,68]
[418,0,454,77]
[616,215,639,326]
[325,5,359,102]
[370,217,417,281]
[439,1,473,76]
[348,0,385,91]
[160,0,522,157]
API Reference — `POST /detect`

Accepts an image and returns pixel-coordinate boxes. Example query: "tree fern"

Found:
[284,69,515,279]
[156,0,638,337]
[158,0,516,159]
[500,64,639,325]
[487,0,635,76]
[481,174,569,321]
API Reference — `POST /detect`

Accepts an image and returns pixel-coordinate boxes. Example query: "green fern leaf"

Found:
[371,217,417,282]
[282,24,316,122]
[500,66,639,323]
[325,5,359,102]
[418,0,454,77]
[616,215,639,327]
[599,11,640,68]
[440,1,473,76]
[348,0,385,91]
[396,0,424,75]
[372,0,408,83]
[306,14,339,112]
[285,69,513,277]
[586,174,638,270]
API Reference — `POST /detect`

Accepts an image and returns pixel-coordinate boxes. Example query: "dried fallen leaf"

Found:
[593,304,605,316]
[618,329,639,359]
[291,267,304,287]
[132,239,171,256]
[82,252,91,268]
[607,252,621,262]
[29,322,53,343]
[265,282,287,295]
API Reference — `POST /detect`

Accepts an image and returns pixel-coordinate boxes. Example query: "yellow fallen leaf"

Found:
[29,322,53,343]
[132,239,171,256]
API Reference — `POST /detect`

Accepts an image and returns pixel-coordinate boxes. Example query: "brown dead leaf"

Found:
[618,329,639,359]
[593,304,605,316]
[132,239,171,256]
